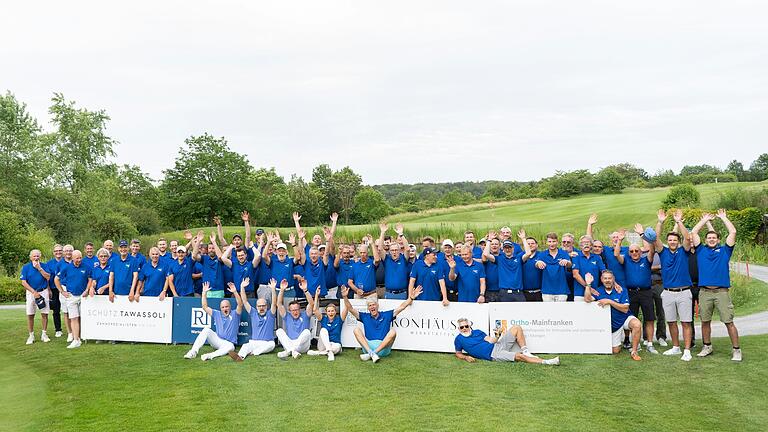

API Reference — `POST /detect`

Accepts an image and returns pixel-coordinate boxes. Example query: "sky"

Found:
[2,1,767,184]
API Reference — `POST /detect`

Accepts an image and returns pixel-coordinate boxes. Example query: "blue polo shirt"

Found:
[92,264,111,293]
[437,254,456,292]
[471,245,483,260]
[594,286,632,332]
[231,258,255,293]
[696,244,734,287]
[483,254,499,292]
[454,259,486,302]
[257,259,271,286]
[658,247,693,288]
[623,257,652,289]
[20,262,50,291]
[321,315,343,343]
[572,253,606,297]
[58,262,91,296]
[602,247,627,288]
[303,259,327,297]
[270,255,296,288]
[158,252,174,268]
[212,309,240,345]
[539,249,572,296]
[410,260,446,301]
[358,309,394,341]
[249,309,276,341]
[45,258,64,289]
[350,259,378,293]
[497,251,525,290]
[169,257,195,296]
[130,253,147,271]
[325,254,338,288]
[336,258,354,287]
[110,255,138,295]
[383,254,410,291]
[454,329,493,361]
[522,251,542,290]
[284,310,312,339]
[139,261,169,296]
[198,255,224,291]
[82,255,98,270]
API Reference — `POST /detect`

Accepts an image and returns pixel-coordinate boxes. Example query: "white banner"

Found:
[81,296,173,343]
[488,302,612,354]
[341,300,490,353]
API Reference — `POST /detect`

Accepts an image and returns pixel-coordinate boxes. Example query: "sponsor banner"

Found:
[489,302,612,354]
[81,296,173,343]
[341,300,490,353]
[172,297,259,345]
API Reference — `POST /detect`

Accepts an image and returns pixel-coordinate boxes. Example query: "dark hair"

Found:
[85,242,94,247]
[383,235,392,241]
[288,300,300,308]
[526,237,538,243]
[667,232,681,241]
[546,232,558,240]
[705,230,720,239]
[236,247,247,255]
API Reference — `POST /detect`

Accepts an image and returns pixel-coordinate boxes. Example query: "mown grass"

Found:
[1,308,767,432]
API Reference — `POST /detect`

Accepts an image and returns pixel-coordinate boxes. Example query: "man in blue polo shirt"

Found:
[522,237,543,301]
[262,233,301,300]
[454,317,560,365]
[54,250,92,349]
[439,240,458,301]
[483,230,532,302]
[586,213,628,289]
[348,236,381,299]
[584,271,642,361]
[691,209,741,361]
[129,239,146,271]
[237,278,280,360]
[275,278,315,359]
[45,244,64,337]
[535,233,572,302]
[192,234,224,298]
[21,249,52,345]
[614,231,658,354]
[448,245,487,303]
[108,240,139,302]
[137,247,170,298]
[299,233,331,298]
[408,247,449,304]
[184,281,244,361]
[464,231,483,260]
[167,245,196,297]
[654,208,694,361]
[572,235,606,302]
[378,224,411,300]
[481,237,501,302]
[82,242,97,269]
[214,234,260,298]
[342,285,421,363]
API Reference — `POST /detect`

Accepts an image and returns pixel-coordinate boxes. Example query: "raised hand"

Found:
[634,223,644,235]
[293,212,301,222]
[395,223,404,236]
[323,226,333,241]
[241,210,250,222]
[517,229,526,241]
[240,277,251,290]
[288,232,296,245]
[330,212,338,223]
[213,215,221,226]
[379,222,388,234]
[341,286,350,298]
[205,282,213,294]
[299,278,308,293]
[297,228,306,239]
[673,208,683,223]
[617,229,626,242]
[487,230,498,240]
[588,213,598,226]
[657,209,667,223]
[702,213,716,222]
[184,230,193,241]
[196,230,205,242]
[716,208,728,219]
[280,279,289,292]
[446,254,456,268]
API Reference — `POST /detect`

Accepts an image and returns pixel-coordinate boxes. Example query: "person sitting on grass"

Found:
[184,280,244,361]
[584,271,643,361]
[275,278,315,360]
[237,278,279,360]
[307,287,348,361]
[453,318,560,365]
[341,285,421,363]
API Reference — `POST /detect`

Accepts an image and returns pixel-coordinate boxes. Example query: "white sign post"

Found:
[81,296,173,343]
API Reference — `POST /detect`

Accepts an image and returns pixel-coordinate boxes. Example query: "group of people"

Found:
[20,208,742,363]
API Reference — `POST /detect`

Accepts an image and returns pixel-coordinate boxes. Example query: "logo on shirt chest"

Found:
[430,270,436,275]
[590,261,597,265]
[639,263,646,268]
[472,269,479,274]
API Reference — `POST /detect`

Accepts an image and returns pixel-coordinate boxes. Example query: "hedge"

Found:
[659,207,763,243]
[0,276,24,303]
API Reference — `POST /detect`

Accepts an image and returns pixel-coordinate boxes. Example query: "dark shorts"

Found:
[484,291,501,302]
[523,290,542,302]
[629,289,656,322]
[497,290,526,302]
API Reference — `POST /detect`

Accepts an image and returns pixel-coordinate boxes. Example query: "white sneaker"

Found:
[698,345,713,357]
[663,346,682,356]
[657,338,668,347]
[523,350,540,359]
[26,334,34,345]
[277,350,291,359]
[200,353,211,361]
[731,348,742,362]
[41,332,50,343]
[307,350,323,356]
[67,340,81,349]
[55,331,63,338]
[544,356,560,366]
[681,350,692,362]
[183,350,197,359]
[370,351,380,363]
[66,333,74,343]
[327,351,335,362]
[645,344,659,354]
[292,350,302,359]
[360,353,371,361]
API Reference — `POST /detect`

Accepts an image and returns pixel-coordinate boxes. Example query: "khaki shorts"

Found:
[26,290,50,315]
[65,295,82,319]
[661,289,693,322]
[699,288,734,323]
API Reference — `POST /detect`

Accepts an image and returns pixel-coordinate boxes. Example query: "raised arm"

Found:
[672,209,692,251]
[654,209,666,251]
[329,212,338,235]
[377,222,388,258]
[211,233,233,267]
[341,286,360,320]
[242,211,251,248]
[717,208,737,247]
[251,244,261,268]
[239,280,252,313]
[394,223,408,251]
[394,286,421,317]
[311,285,322,320]
[292,212,307,250]
[271,279,282,315]
[690,213,714,247]
[277,277,288,317]
[201,283,213,316]
[368,235,381,265]
[518,229,533,261]
[213,215,228,247]
[614,229,626,264]
[586,213,598,239]
[482,231,496,263]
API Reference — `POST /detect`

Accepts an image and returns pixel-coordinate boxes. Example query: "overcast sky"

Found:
[3,1,767,184]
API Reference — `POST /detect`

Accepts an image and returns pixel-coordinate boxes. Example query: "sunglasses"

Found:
[459,325,470,330]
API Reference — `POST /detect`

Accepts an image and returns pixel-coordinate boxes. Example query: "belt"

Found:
[504,289,524,293]
[627,287,649,291]
[702,286,728,291]
[664,287,690,292]
[362,290,377,296]
[387,289,407,294]
[523,289,541,293]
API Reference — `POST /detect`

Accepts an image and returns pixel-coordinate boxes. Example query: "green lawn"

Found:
[1,309,767,432]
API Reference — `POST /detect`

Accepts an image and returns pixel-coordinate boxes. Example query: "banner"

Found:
[341,300,489,353]
[81,296,173,343]
[172,297,260,345]
[489,302,611,354]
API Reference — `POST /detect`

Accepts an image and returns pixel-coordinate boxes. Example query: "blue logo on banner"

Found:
[172,297,259,345]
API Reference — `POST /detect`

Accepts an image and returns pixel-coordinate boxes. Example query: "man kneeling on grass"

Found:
[341,285,421,363]
[454,318,560,365]
[184,280,244,361]
[584,271,643,360]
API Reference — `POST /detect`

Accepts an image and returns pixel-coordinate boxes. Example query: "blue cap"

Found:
[502,240,515,248]
[423,247,437,255]
[642,227,657,242]
[118,240,129,247]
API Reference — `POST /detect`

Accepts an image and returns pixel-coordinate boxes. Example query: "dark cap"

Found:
[118,240,129,247]
[423,247,437,255]
[232,234,243,240]
[502,240,515,248]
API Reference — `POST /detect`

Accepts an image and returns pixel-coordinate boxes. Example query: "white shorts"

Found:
[26,290,50,315]
[542,294,568,302]
[661,289,693,322]
[65,296,82,319]
[573,295,585,302]
[611,316,638,347]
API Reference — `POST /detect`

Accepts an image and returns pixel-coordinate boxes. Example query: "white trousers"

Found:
[317,328,342,354]
[238,340,276,358]
[190,327,235,359]
[542,294,568,302]
[276,328,312,354]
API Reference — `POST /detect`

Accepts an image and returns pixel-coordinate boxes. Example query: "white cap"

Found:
[176,245,187,253]
[442,239,454,247]
[276,243,287,250]
[318,244,327,250]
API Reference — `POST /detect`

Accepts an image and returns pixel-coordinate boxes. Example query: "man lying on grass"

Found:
[453,318,560,365]
[584,271,643,361]
[184,280,244,361]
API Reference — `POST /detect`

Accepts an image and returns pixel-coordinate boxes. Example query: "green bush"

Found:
[713,187,768,211]
[661,183,700,209]
[0,276,24,303]
[660,208,763,243]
